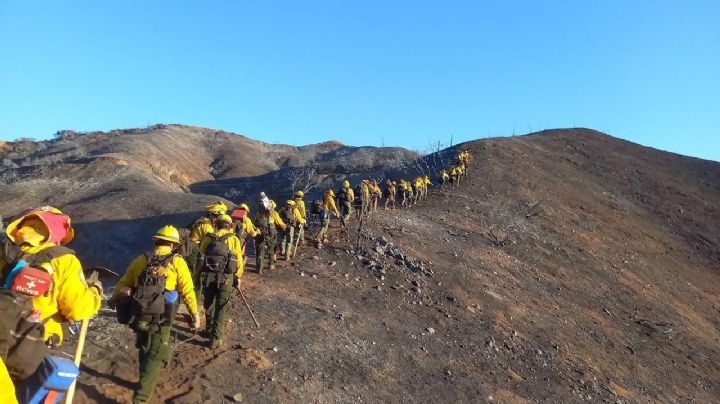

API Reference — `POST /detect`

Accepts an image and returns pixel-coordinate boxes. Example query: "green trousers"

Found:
[257,233,278,272]
[340,201,352,226]
[280,226,295,259]
[202,278,234,348]
[134,325,172,403]
[316,215,330,242]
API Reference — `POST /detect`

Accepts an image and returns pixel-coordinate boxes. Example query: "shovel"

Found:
[65,267,117,403]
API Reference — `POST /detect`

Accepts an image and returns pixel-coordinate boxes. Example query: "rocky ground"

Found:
[66,129,720,403]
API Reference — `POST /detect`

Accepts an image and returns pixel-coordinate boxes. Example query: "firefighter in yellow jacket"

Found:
[293,191,308,243]
[113,225,199,403]
[198,214,243,349]
[189,201,228,245]
[0,207,102,403]
[254,197,287,273]
[316,189,339,246]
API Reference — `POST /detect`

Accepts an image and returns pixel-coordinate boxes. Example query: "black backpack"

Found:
[280,207,296,227]
[201,233,237,274]
[256,211,278,236]
[175,228,200,271]
[130,253,172,325]
[311,199,323,215]
[0,240,74,380]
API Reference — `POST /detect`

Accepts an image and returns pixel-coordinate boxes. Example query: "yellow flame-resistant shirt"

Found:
[424,177,432,186]
[389,185,396,196]
[362,184,370,200]
[0,242,102,345]
[189,217,215,245]
[113,245,199,316]
[0,359,17,404]
[324,193,339,215]
[295,198,307,219]
[200,228,246,278]
[239,217,260,239]
[293,207,306,225]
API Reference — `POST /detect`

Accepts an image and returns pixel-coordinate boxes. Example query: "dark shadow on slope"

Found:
[71,211,204,276]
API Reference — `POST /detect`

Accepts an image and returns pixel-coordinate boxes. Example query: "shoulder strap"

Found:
[27,246,75,266]
[219,233,233,242]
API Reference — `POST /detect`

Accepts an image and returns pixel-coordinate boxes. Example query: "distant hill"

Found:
[0,124,418,270]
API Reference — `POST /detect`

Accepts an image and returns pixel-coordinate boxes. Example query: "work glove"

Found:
[190,314,201,330]
[87,279,104,297]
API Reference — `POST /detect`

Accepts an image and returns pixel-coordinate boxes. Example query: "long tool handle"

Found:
[237,286,260,328]
[65,271,98,403]
[291,226,302,259]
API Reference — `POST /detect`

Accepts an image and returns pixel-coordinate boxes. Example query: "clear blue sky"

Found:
[1,1,718,160]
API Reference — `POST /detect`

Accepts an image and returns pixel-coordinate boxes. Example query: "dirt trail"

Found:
[71,129,720,403]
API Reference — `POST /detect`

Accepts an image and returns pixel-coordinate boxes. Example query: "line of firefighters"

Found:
[0,150,472,403]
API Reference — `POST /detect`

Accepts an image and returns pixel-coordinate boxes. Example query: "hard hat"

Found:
[206,201,228,214]
[392,181,397,185]
[295,190,304,198]
[286,200,296,206]
[217,214,233,225]
[152,225,180,244]
[6,206,75,246]
[342,180,350,188]
[239,203,250,212]
[327,189,335,197]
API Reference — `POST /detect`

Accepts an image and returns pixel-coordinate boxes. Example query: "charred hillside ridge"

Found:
[49,126,720,403]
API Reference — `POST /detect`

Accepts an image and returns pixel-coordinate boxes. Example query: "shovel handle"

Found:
[65,271,98,403]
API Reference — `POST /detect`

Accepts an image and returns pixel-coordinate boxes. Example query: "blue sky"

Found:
[1,1,718,160]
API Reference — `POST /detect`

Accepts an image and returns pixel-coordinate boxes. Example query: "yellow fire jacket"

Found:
[0,242,102,345]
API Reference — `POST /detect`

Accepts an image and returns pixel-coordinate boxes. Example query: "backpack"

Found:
[126,252,174,330]
[280,207,296,227]
[175,228,200,270]
[201,233,237,275]
[311,200,323,215]
[256,211,278,236]
[0,240,74,380]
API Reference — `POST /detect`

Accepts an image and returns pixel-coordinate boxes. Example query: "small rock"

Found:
[375,286,382,291]
[300,272,306,277]
[272,346,279,352]
[232,392,243,402]
[426,327,436,334]
[328,261,337,267]
[312,274,317,279]
[466,306,476,314]
[446,295,458,303]
[312,256,320,261]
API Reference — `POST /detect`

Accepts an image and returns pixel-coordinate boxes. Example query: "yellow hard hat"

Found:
[342,180,350,188]
[152,225,180,244]
[206,201,228,214]
[239,203,250,212]
[217,214,233,225]
[295,190,304,198]
[327,189,335,197]
[286,200,296,206]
